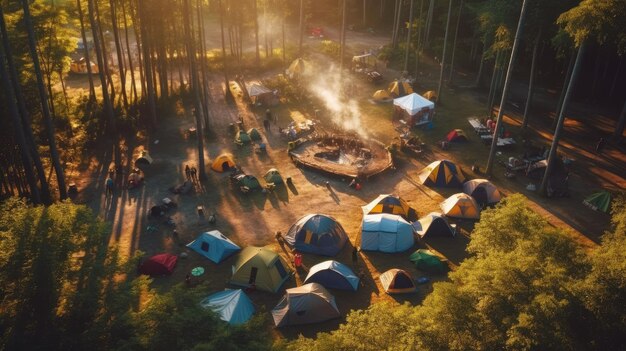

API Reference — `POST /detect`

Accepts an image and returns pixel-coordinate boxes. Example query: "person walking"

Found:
[105,177,114,197]
[184,165,191,180]
[190,166,198,181]
[596,137,606,154]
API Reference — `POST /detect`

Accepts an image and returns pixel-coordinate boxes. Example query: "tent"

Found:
[422,90,438,102]
[230,247,291,293]
[271,283,340,327]
[441,193,480,219]
[304,260,359,291]
[393,93,435,126]
[361,194,412,220]
[285,214,348,256]
[234,174,261,190]
[388,80,414,97]
[264,168,284,184]
[379,269,416,294]
[139,253,177,276]
[418,160,466,187]
[412,212,455,238]
[246,83,276,105]
[583,191,612,213]
[186,230,241,263]
[135,150,153,166]
[200,289,255,325]
[409,249,447,273]
[286,58,308,78]
[372,89,392,102]
[446,129,468,142]
[247,128,262,141]
[360,214,415,253]
[235,130,251,144]
[211,153,236,172]
[463,179,501,205]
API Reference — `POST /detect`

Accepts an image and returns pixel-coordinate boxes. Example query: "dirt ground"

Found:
[65,26,625,342]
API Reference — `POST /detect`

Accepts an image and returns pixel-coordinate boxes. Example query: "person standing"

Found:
[184,165,191,180]
[105,177,114,197]
[191,166,198,181]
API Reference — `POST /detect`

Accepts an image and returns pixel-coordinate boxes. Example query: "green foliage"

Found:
[0,198,270,351]
[557,0,626,52]
[287,194,626,351]
[318,39,341,59]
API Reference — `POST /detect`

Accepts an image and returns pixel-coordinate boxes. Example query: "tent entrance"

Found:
[222,162,231,171]
[394,274,413,289]
[201,242,210,252]
[472,187,488,206]
[249,267,258,284]
[275,261,288,279]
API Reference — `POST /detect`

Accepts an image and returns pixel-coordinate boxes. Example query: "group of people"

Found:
[184,165,199,182]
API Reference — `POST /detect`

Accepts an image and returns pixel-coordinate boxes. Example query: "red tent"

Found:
[446,129,468,142]
[139,253,178,276]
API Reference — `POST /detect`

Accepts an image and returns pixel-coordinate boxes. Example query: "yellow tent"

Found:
[362,194,411,219]
[211,153,236,172]
[417,160,465,187]
[286,58,308,78]
[387,80,413,97]
[422,90,438,102]
[230,247,291,293]
[440,193,480,219]
[372,90,391,101]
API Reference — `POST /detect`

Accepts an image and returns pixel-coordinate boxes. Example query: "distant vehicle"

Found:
[70,57,99,74]
[309,27,324,38]
[351,53,383,83]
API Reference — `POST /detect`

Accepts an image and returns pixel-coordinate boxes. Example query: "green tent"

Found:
[248,128,262,141]
[230,247,292,292]
[235,130,251,144]
[409,249,447,273]
[235,174,261,190]
[583,191,612,213]
[264,168,283,184]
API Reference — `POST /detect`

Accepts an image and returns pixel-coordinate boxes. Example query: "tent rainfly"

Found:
[440,193,480,219]
[200,289,255,325]
[304,260,360,291]
[360,214,415,253]
[388,80,414,97]
[417,160,465,187]
[186,231,241,264]
[271,283,340,327]
[135,150,153,166]
[285,214,348,256]
[230,247,291,293]
[583,191,612,213]
[361,194,412,220]
[264,168,284,184]
[393,93,435,126]
[409,249,448,273]
[139,253,178,276]
[463,179,501,205]
[379,269,416,294]
[211,153,236,172]
[412,212,456,238]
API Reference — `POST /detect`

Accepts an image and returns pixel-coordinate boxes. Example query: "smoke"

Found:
[304,64,367,139]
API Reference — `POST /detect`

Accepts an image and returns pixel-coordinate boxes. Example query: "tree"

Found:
[485,0,529,176]
[436,0,453,104]
[20,0,67,200]
[402,0,414,73]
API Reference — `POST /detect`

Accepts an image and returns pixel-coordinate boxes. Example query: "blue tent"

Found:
[200,289,255,325]
[285,214,348,256]
[360,214,415,253]
[186,231,241,263]
[304,260,359,291]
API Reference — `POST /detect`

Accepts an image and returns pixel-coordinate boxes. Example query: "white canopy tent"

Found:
[393,93,435,126]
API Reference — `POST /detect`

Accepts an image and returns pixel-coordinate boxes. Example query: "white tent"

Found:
[393,93,434,115]
[247,83,272,97]
[393,93,435,126]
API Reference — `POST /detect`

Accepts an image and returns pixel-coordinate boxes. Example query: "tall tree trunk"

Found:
[282,13,286,65]
[474,46,485,87]
[392,0,402,49]
[485,0,529,176]
[298,0,304,55]
[93,1,115,104]
[391,0,398,43]
[448,0,463,83]
[76,0,96,101]
[110,0,129,110]
[137,0,157,127]
[436,0,453,104]
[403,0,414,73]
[339,0,347,72]
[121,0,137,104]
[253,0,260,65]
[522,32,540,129]
[20,0,67,200]
[0,45,42,204]
[219,0,233,100]
[424,0,434,48]
[414,0,424,77]
[486,51,501,116]
[362,0,366,26]
[540,42,586,195]
[0,7,51,203]
[554,50,575,129]
[609,55,622,98]
[182,0,206,180]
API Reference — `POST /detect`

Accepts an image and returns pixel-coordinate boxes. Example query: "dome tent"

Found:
[234,174,261,190]
[304,260,359,291]
[362,194,412,220]
[200,289,255,325]
[235,130,251,144]
[230,247,291,293]
[409,249,447,273]
[412,212,455,238]
[446,129,468,142]
[186,230,241,263]
[379,269,416,294]
[271,283,340,327]
[441,193,480,219]
[583,191,612,213]
[387,80,413,97]
[463,179,501,205]
[372,89,392,102]
[285,214,348,256]
[135,150,153,166]
[360,214,415,253]
[211,153,236,172]
[417,160,465,187]
[247,128,262,141]
[264,168,284,184]
[138,253,177,276]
